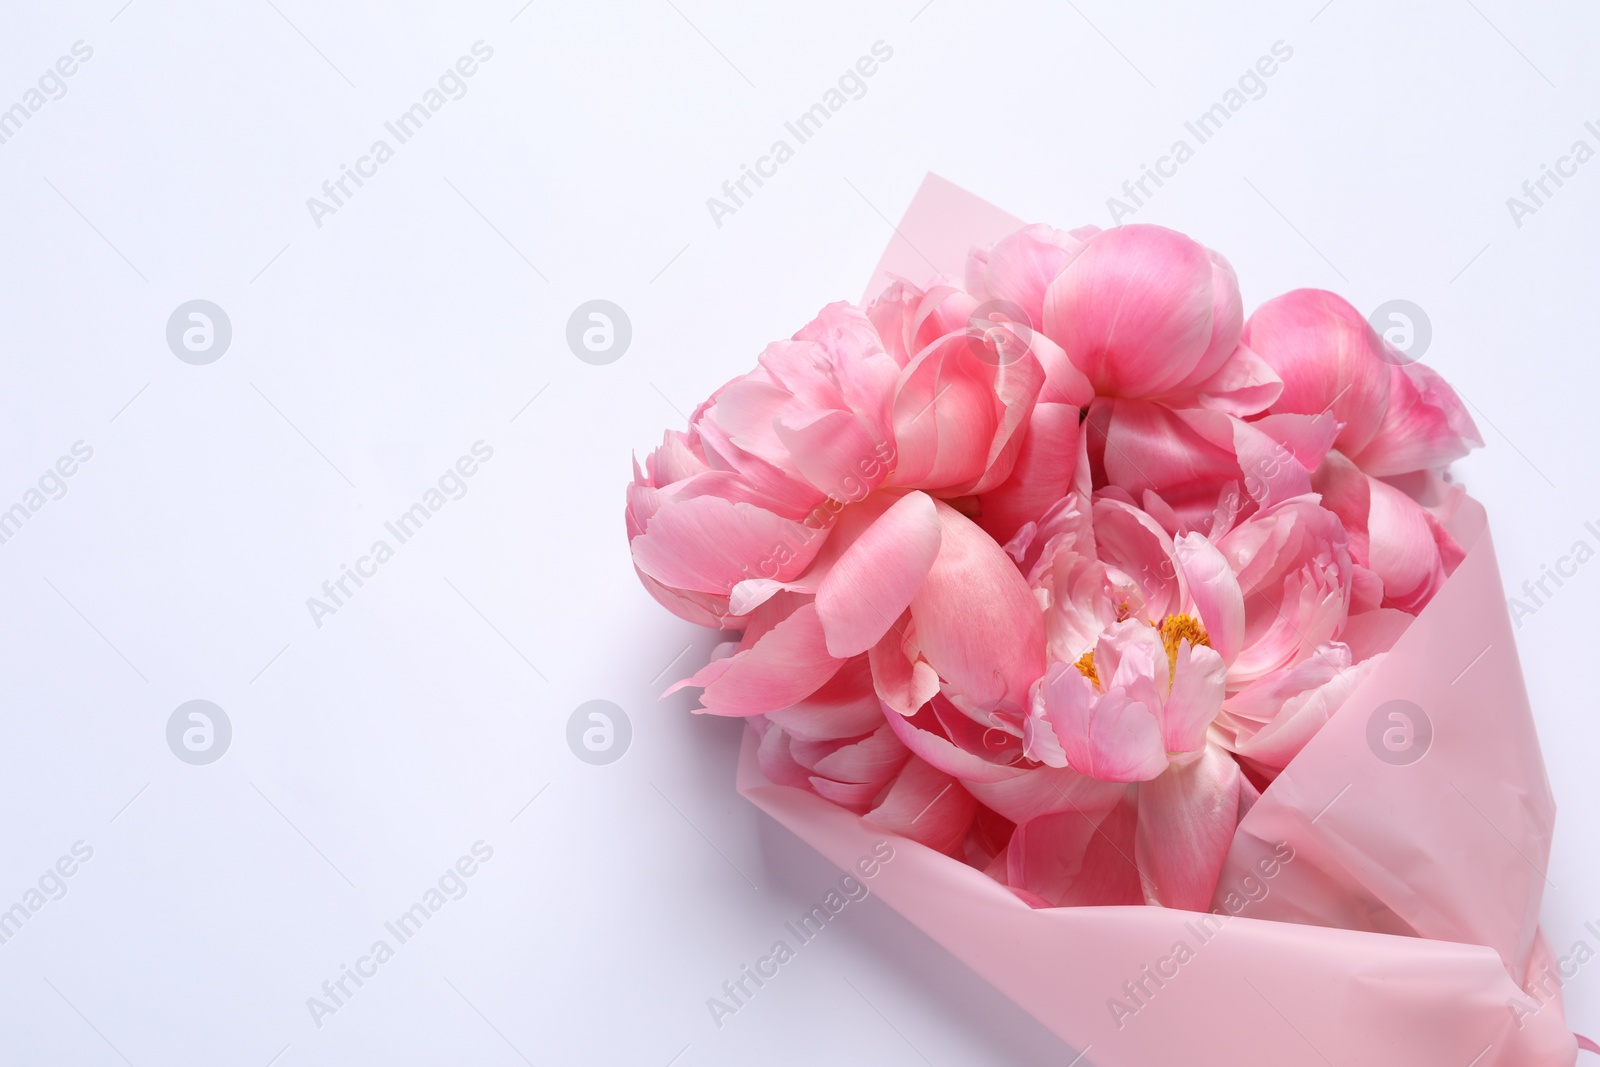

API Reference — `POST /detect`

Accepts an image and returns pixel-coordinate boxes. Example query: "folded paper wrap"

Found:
[735,174,1578,1066]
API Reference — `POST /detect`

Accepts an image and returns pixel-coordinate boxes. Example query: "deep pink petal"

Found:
[1243,289,1392,454]
[1043,225,1218,396]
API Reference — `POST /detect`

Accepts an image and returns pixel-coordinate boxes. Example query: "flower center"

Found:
[1072,613,1210,691]
[1153,613,1210,677]
[1073,650,1099,687]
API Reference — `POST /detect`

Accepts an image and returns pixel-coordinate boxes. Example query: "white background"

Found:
[0,1,1596,1064]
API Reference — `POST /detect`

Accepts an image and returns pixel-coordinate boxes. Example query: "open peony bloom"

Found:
[631,215,1482,915]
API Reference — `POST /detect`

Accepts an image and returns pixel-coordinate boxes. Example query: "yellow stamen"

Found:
[1153,613,1210,678]
[1074,649,1099,689]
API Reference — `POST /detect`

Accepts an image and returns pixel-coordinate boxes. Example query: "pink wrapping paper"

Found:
[733,174,1578,1066]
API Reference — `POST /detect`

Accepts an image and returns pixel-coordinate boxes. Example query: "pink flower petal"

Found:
[1043,225,1219,397]
[631,494,823,595]
[1174,532,1244,664]
[686,602,846,715]
[864,758,977,856]
[1243,289,1392,454]
[1161,642,1228,756]
[1366,475,1449,613]
[974,402,1082,545]
[1350,361,1484,477]
[909,500,1047,711]
[815,491,942,658]
[1135,746,1241,910]
[1037,663,1168,783]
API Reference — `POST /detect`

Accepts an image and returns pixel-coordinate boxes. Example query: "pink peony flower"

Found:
[1243,289,1481,612]
[632,288,1068,719]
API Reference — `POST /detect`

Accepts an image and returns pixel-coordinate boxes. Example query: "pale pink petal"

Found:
[809,724,911,785]
[788,301,900,431]
[1004,807,1100,907]
[968,223,1094,326]
[815,491,942,657]
[809,777,885,811]
[880,698,1022,783]
[1310,450,1372,564]
[1366,475,1449,613]
[764,656,885,741]
[965,762,1127,826]
[1135,746,1241,910]
[754,718,810,787]
[1091,495,1185,621]
[888,335,997,489]
[1167,249,1245,391]
[1097,399,1240,515]
[631,495,823,595]
[868,630,941,717]
[1161,643,1227,756]
[1177,343,1283,416]
[1037,663,1168,782]
[772,408,891,503]
[1174,532,1245,663]
[1053,792,1144,906]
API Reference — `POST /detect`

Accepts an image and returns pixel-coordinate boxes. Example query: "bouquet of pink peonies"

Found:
[628,176,1589,1065]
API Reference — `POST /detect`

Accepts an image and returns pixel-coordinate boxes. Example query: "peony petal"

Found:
[1366,475,1448,613]
[1174,532,1244,663]
[1177,343,1283,416]
[888,334,998,490]
[689,602,846,715]
[1135,746,1241,910]
[815,491,942,657]
[1043,225,1218,397]
[1243,289,1392,454]
[1351,361,1483,477]
[764,655,886,741]
[632,494,824,595]
[809,723,912,785]
[864,758,977,856]
[1096,399,1240,518]
[772,408,892,503]
[1161,642,1228,756]
[969,223,1094,327]
[909,501,1047,711]
[974,402,1082,545]
[1037,663,1168,782]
